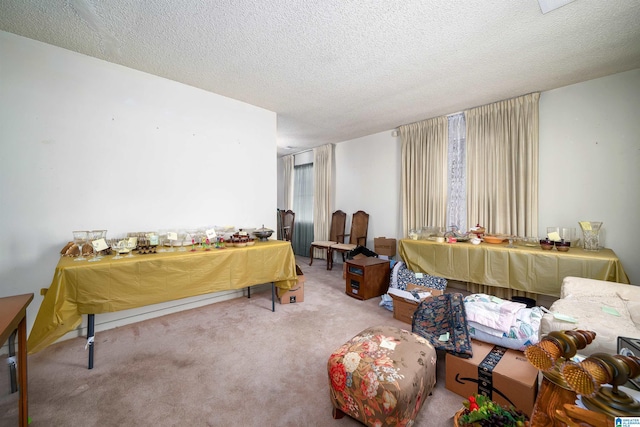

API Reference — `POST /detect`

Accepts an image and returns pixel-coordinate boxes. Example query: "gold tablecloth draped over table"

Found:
[398,239,629,298]
[28,240,298,354]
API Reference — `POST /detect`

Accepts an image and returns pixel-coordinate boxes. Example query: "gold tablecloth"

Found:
[28,240,297,354]
[398,239,629,298]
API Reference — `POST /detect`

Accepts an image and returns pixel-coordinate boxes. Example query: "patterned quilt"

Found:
[379,261,447,311]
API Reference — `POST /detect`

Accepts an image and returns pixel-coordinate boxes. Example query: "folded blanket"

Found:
[464,294,543,351]
[467,306,543,351]
[464,294,526,335]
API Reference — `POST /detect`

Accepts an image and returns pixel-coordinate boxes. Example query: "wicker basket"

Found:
[453,408,465,427]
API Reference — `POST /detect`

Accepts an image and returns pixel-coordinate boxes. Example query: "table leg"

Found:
[8,330,17,393]
[17,315,28,427]
[248,285,275,311]
[87,314,95,370]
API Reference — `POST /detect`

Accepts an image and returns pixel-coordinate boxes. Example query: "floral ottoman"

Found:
[328,325,437,426]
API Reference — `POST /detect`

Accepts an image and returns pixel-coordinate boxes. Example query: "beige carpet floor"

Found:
[0,255,466,426]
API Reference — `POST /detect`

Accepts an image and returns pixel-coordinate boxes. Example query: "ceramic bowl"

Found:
[483,235,505,244]
[555,241,570,252]
[254,228,274,241]
[540,239,554,250]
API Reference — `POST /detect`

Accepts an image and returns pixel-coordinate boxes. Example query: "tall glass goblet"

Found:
[125,236,137,258]
[157,230,168,253]
[88,230,103,262]
[178,230,187,252]
[90,230,107,261]
[98,230,108,258]
[167,231,177,252]
[73,230,89,261]
[110,237,124,260]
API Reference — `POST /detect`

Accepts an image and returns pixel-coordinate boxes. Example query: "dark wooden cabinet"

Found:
[345,257,390,300]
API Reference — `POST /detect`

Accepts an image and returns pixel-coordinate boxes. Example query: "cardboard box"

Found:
[295,264,306,283]
[445,340,539,417]
[374,237,397,257]
[388,283,443,324]
[277,281,304,303]
[277,265,305,304]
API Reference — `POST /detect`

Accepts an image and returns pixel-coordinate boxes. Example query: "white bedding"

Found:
[464,294,543,351]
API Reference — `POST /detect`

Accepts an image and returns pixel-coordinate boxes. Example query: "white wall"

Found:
[335,132,402,252]
[288,69,639,282]
[539,69,640,283]
[0,31,278,340]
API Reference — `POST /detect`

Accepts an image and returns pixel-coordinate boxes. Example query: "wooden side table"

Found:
[345,257,390,300]
[0,293,34,427]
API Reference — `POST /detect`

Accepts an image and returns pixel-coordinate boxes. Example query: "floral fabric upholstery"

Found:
[411,293,473,358]
[328,325,437,427]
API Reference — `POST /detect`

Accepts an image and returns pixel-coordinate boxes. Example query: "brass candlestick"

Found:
[561,353,640,417]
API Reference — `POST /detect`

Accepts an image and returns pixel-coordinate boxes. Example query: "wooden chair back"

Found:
[280,210,295,242]
[347,210,369,246]
[329,210,347,242]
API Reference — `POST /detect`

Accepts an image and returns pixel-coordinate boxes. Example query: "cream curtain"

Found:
[282,154,294,210]
[399,117,448,237]
[465,93,540,237]
[312,144,334,259]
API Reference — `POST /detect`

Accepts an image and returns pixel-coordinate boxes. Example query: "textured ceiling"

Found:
[1,0,639,156]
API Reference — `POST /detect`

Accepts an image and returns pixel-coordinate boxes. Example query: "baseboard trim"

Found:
[2,285,274,355]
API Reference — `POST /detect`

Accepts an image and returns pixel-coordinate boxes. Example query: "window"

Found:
[292,163,313,256]
[446,113,467,232]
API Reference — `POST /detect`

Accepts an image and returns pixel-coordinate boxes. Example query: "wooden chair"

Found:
[309,210,347,270]
[329,210,369,270]
[280,210,295,242]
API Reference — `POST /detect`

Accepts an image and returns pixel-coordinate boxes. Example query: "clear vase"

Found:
[578,221,602,251]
